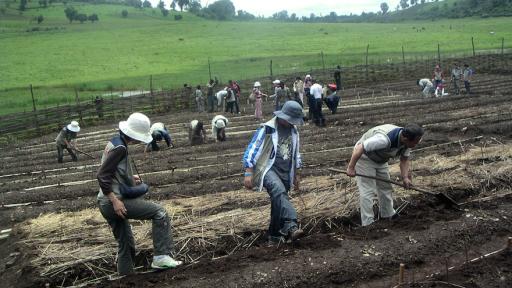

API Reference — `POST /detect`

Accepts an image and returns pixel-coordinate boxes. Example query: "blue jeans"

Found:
[263,169,298,238]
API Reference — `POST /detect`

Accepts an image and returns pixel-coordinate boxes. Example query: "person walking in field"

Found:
[211,115,228,142]
[195,85,205,113]
[463,64,473,95]
[346,123,424,227]
[207,78,218,113]
[242,101,305,245]
[189,119,206,145]
[334,65,342,91]
[450,63,462,95]
[145,122,173,153]
[55,120,80,163]
[253,81,267,121]
[432,65,444,97]
[293,77,305,106]
[304,74,313,121]
[417,78,434,98]
[310,79,325,127]
[96,112,182,276]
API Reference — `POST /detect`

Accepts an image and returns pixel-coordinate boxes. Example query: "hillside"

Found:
[0,1,511,114]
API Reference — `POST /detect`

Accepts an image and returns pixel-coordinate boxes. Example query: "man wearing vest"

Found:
[97,112,182,275]
[242,101,305,244]
[346,124,424,227]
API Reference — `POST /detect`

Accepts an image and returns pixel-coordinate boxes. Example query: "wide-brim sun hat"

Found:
[67,121,80,133]
[273,101,304,126]
[254,81,261,87]
[215,120,226,129]
[305,74,311,78]
[272,79,280,85]
[119,112,153,143]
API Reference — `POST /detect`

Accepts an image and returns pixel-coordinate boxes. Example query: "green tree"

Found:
[64,6,77,23]
[121,9,128,17]
[37,15,44,24]
[88,13,98,22]
[19,0,27,11]
[272,10,288,21]
[157,0,165,10]
[38,0,48,8]
[400,0,409,9]
[188,0,201,13]
[206,0,235,20]
[380,2,389,14]
[161,8,169,16]
[410,0,417,6]
[142,0,151,8]
[76,13,87,23]
[177,0,189,11]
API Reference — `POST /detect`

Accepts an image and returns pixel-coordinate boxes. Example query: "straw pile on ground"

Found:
[18,143,512,286]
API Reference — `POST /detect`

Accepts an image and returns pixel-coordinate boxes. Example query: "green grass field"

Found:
[1,2,511,114]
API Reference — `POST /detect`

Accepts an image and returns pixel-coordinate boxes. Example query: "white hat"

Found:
[272,79,280,84]
[119,112,153,143]
[305,74,311,78]
[215,120,226,129]
[254,81,261,87]
[67,121,80,133]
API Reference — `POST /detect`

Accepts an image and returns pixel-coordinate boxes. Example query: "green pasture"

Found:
[1,2,511,114]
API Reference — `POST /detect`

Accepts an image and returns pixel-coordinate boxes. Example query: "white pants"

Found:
[356,156,396,226]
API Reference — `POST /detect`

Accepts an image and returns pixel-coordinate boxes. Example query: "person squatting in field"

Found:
[242,101,305,245]
[211,114,228,142]
[96,112,182,275]
[145,122,173,154]
[417,78,434,98]
[346,123,424,226]
[55,120,80,163]
[189,119,206,145]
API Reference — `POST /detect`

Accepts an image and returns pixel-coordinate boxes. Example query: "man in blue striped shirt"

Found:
[242,101,305,244]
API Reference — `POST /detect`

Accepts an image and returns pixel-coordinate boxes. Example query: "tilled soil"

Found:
[1,73,512,287]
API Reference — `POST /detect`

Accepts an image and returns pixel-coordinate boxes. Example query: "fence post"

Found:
[471,37,475,56]
[365,44,369,81]
[75,88,83,124]
[30,84,36,112]
[401,46,405,65]
[269,60,273,80]
[437,43,441,63]
[502,38,505,55]
[321,51,325,72]
[208,57,212,80]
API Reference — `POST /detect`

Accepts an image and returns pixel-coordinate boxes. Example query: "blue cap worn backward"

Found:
[273,101,304,126]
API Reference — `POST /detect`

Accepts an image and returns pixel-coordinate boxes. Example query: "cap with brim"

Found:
[67,121,80,133]
[273,101,304,126]
[119,120,153,144]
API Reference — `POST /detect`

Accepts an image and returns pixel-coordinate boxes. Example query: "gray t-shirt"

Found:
[271,125,292,182]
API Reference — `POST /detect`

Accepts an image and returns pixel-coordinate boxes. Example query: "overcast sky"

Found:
[153,0,403,17]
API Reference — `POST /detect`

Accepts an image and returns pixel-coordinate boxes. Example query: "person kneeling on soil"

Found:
[96,112,182,275]
[211,115,228,142]
[346,123,424,227]
[324,84,340,114]
[55,120,80,163]
[417,79,434,98]
[145,122,173,154]
[189,119,206,146]
[242,101,305,244]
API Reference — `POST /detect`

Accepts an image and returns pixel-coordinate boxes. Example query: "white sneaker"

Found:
[151,255,183,269]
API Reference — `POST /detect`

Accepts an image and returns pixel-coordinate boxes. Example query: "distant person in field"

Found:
[346,123,424,227]
[293,77,305,106]
[432,65,444,97]
[225,87,237,114]
[463,64,473,95]
[195,85,204,113]
[228,80,241,114]
[310,79,325,127]
[96,112,182,275]
[252,81,267,121]
[324,84,340,114]
[215,88,228,112]
[94,96,104,119]
[207,78,218,113]
[417,78,434,98]
[145,122,173,153]
[242,101,305,245]
[304,74,313,120]
[189,119,206,145]
[55,120,80,163]
[450,63,462,95]
[211,115,228,142]
[334,65,342,91]
[269,79,283,111]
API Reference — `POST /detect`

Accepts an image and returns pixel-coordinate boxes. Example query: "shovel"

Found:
[328,168,460,209]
